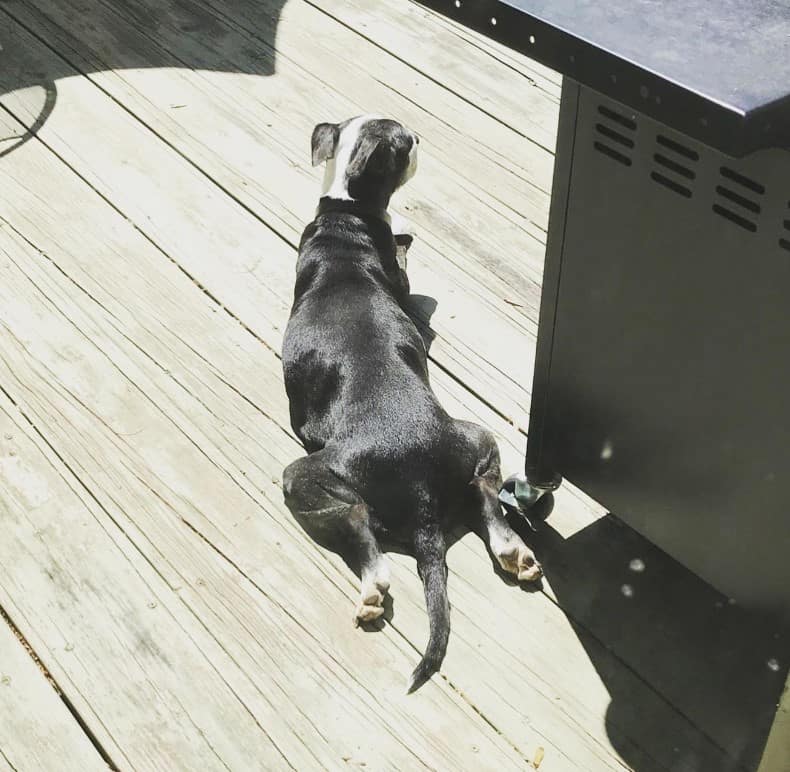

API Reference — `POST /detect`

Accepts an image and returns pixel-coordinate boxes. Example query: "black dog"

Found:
[282,115,542,692]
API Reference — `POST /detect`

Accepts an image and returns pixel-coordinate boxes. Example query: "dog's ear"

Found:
[311,123,339,166]
[346,134,391,180]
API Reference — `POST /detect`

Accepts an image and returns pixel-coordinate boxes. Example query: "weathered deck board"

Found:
[2,0,553,430]
[308,0,561,148]
[0,101,613,771]
[0,614,107,772]
[0,25,746,771]
[0,396,295,770]
[410,1,563,93]
[0,198,529,770]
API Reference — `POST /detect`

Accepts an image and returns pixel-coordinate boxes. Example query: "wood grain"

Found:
[0,396,295,771]
[1,0,554,430]
[308,0,561,148]
[0,616,107,772]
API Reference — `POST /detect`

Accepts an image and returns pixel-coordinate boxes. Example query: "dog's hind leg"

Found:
[456,421,543,583]
[282,451,390,625]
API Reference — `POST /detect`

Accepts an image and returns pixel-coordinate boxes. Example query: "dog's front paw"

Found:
[496,541,543,582]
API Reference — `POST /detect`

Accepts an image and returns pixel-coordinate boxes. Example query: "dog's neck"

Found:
[315,197,413,271]
[316,196,392,226]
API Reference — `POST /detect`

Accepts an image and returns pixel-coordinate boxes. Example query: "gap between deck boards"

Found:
[0,593,118,770]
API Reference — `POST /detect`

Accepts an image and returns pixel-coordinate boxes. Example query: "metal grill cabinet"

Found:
[417,0,790,617]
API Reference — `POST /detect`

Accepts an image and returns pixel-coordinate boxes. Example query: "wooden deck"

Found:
[0,1,787,770]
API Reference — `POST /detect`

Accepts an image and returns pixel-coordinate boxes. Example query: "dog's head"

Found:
[311,115,418,207]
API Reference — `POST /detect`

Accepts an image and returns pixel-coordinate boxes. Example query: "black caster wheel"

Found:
[498,472,562,530]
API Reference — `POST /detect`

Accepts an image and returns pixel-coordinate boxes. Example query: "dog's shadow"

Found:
[406,294,438,355]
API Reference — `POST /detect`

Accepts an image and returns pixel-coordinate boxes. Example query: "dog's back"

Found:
[284,211,457,524]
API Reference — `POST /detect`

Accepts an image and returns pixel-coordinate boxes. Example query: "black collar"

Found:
[316,196,390,224]
[315,197,412,250]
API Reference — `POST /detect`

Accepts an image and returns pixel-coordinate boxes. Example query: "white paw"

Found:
[353,561,390,627]
[496,541,543,582]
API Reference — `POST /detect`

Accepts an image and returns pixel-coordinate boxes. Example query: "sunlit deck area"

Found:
[0,1,786,770]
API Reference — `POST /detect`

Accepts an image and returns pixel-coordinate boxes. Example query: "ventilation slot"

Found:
[598,105,636,130]
[650,133,698,198]
[594,104,636,167]
[594,141,631,166]
[654,154,695,179]
[651,172,691,198]
[716,186,760,214]
[595,123,634,148]
[711,167,764,232]
[720,167,765,195]
[656,134,699,161]
[712,205,757,233]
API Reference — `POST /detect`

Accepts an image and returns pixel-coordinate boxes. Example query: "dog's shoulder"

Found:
[298,214,405,289]
[297,218,323,257]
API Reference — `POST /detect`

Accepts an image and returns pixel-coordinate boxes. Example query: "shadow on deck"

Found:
[517,498,790,771]
[0,0,288,158]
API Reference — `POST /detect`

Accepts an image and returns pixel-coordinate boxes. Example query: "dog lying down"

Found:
[282,115,542,692]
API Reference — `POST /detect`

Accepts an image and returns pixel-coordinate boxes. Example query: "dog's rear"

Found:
[282,115,542,691]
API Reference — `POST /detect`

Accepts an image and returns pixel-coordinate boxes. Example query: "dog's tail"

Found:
[407,525,450,694]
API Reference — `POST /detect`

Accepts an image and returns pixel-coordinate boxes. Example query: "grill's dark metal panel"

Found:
[524,82,579,489]
[414,0,790,616]
[531,83,790,613]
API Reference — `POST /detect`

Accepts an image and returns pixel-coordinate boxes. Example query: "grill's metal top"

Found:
[418,0,790,155]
